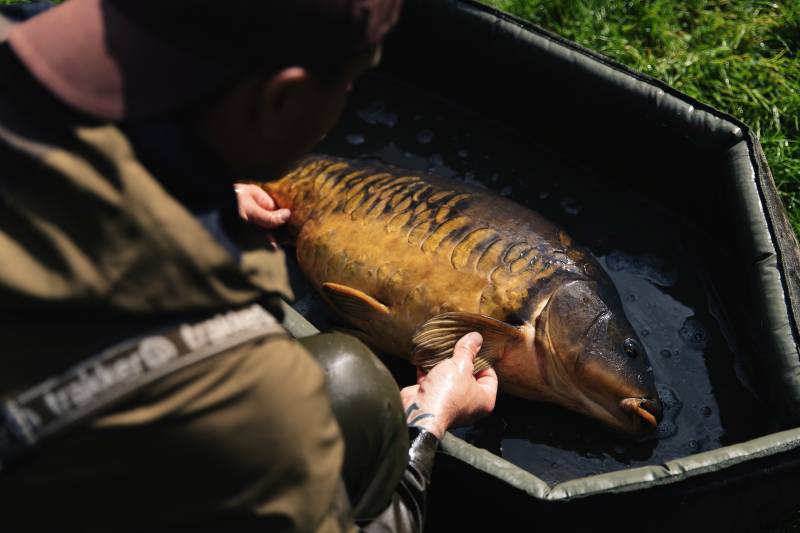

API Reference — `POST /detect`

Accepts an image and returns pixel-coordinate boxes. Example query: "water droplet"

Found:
[500,186,513,197]
[625,293,636,302]
[603,250,678,286]
[688,439,700,452]
[346,133,365,145]
[660,349,672,358]
[654,420,677,439]
[679,317,711,350]
[356,101,399,127]
[701,406,712,417]
[416,129,433,144]
[656,383,682,414]
[641,328,650,337]
[458,149,469,158]
[550,462,559,469]
[560,196,582,215]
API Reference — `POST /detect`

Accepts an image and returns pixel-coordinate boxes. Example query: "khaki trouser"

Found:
[0,330,407,531]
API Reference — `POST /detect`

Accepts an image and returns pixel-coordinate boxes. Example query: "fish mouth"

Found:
[620,397,663,433]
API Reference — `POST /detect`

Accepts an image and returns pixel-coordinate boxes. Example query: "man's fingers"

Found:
[451,332,482,374]
[475,366,499,411]
[234,183,277,210]
[252,187,277,210]
[249,208,291,229]
[400,384,420,407]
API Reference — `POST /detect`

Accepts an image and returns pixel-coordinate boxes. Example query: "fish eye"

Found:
[623,338,640,358]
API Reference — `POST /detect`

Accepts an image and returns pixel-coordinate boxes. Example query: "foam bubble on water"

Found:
[654,420,677,439]
[346,133,365,145]
[357,101,398,127]
[657,383,682,420]
[678,317,712,350]
[560,196,582,215]
[640,383,682,440]
[604,250,678,286]
[416,129,434,144]
[429,153,444,168]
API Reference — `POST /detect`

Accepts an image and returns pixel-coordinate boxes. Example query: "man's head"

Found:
[7,0,402,177]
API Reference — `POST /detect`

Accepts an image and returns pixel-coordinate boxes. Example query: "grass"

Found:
[481,0,800,237]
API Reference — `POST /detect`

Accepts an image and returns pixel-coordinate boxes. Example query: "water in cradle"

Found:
[283,76,774,486]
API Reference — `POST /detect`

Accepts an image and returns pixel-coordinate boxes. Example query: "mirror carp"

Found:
[261,155,663,436]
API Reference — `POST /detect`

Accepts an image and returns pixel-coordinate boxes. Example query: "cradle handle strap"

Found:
[0,303,283,472]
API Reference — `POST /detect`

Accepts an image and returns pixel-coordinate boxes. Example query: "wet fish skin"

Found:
[261,155,662,436]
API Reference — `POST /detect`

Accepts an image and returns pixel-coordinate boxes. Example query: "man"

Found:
[0,1,498,531]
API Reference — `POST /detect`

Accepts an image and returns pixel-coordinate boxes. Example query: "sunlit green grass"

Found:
[482,0,800,238]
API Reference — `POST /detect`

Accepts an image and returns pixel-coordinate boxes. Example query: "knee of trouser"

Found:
[299,332,409,521]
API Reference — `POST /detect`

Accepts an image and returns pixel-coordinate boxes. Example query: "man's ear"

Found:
[259,66,312,119]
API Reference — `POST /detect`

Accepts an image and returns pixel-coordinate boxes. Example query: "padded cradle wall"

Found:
[276,0,800,530]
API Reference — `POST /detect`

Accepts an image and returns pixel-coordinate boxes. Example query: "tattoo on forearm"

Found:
[405,402,435,428]
[408,413,434,426]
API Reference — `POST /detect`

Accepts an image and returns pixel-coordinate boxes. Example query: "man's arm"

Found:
[363,333,497,533]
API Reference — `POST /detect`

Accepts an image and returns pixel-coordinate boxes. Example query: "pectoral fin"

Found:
[321,282,390,324]
[412,312,524,373]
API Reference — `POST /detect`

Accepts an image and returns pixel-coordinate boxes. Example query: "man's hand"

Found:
[400,332,498,439]
[234,184,291,248]
[234,183,291,228]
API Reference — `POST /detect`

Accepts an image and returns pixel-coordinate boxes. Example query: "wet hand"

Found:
[234,184,291,247]
[400,332,498,439]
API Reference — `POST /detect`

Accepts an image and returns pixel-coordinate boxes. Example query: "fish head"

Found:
[537,278,662,437]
